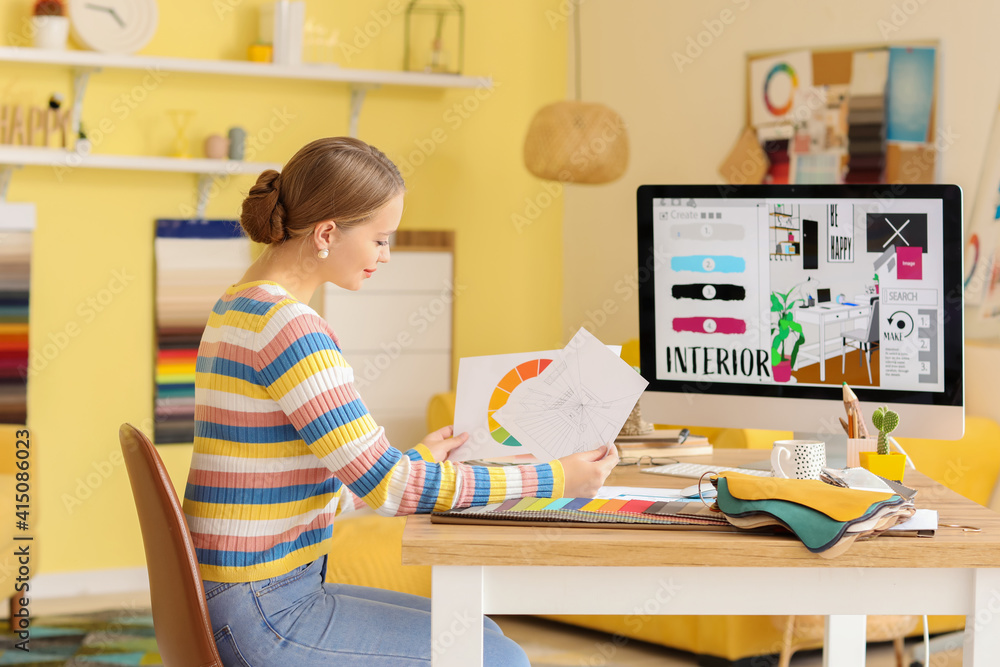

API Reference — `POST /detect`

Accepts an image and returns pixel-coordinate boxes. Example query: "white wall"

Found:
[563,0,1000,347]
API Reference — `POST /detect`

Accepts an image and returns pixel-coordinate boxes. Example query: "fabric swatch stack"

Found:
[711,471,915,558]
[154,218,250,444]
[844,93,887,183]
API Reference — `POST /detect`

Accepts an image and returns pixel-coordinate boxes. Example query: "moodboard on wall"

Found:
[731,41,939,186]
[0,205,33,424]
[154,218,251,445]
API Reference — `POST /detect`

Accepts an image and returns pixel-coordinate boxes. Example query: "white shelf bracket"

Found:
[195,173,213,219]
[349,84,380,138]
[70,67,100,140]
[0,165,22,202]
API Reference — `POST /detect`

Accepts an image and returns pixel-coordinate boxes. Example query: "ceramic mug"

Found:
[771,440,826,480]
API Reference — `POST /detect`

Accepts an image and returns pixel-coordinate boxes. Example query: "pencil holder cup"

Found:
[847,437,878,467]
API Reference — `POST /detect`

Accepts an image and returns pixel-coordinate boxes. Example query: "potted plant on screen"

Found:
[860,406,907,481]
[770,287,805,383]
[31,0,69,50]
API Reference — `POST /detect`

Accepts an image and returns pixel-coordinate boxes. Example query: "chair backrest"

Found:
[865,299,880,342]
[119,423,222,667]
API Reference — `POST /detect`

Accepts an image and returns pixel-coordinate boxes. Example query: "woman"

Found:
[182,136,618,666]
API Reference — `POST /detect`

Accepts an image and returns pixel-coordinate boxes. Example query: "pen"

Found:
[842,382,869,438]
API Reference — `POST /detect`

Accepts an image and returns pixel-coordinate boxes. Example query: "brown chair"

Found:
[119,423,223,667]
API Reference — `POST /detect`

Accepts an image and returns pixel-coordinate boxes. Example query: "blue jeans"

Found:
[203,556,529,666]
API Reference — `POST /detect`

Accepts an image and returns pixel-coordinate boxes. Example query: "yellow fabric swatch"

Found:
[525,498,553,511]
[717,471,894,522]
[579,499,610,512]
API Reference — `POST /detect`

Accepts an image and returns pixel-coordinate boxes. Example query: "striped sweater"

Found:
[182,280,565,583]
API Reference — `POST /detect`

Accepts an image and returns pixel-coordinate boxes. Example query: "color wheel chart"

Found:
[488,358,553,447]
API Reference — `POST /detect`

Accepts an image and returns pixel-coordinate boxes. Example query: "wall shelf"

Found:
[0,146,281,216]
[0,46,490,212]
[0,46,491,90]
[0,146,280,174]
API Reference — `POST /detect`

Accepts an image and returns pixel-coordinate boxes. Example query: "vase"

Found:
[859,452,907,482]
[31,15,70,50]
[772,359,792,383]
[227,127,247,160]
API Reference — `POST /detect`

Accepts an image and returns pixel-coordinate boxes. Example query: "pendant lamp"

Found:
[523,2,628,184]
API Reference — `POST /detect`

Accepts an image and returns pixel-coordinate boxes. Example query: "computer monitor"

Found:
[636,184,964,439]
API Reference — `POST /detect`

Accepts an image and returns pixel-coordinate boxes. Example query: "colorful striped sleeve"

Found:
[254,299,565,516]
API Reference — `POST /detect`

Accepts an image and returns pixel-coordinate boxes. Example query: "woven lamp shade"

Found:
[523,101,629,184]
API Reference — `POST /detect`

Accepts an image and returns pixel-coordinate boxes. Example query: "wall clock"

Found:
[68,0,159,54]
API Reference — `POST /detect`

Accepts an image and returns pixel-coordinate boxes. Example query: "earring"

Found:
[317,248,329,259]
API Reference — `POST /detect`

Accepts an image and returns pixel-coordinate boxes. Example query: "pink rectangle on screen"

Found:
[896,246,922,280]
[672,317,747,334]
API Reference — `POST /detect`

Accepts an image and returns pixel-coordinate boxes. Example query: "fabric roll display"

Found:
[154,218,250,444]
[0,217,32,424]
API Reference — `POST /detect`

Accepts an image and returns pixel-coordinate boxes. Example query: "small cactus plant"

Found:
[871,406,899,456]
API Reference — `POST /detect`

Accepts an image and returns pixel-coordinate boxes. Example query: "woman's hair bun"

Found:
[240,169,287,244]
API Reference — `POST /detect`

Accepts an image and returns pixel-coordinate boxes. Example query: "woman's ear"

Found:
[315,220,339,248]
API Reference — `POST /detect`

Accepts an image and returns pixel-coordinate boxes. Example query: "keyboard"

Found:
[640,461,772,479]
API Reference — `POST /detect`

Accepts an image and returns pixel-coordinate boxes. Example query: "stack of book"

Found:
[615,429,713,458]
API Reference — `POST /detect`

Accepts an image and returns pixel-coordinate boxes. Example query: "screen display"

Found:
[637,185,963,406]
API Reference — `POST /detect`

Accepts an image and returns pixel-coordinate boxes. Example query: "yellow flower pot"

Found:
[859,452,907,482]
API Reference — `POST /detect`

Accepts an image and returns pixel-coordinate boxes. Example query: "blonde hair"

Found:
[240,137,405,244]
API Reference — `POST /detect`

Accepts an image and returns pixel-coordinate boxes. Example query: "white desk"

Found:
[795,303,871,381]
[402,453,1000,666]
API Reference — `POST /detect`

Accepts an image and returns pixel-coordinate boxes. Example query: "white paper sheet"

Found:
[849,49,890,97]
[749,51,814,128]
[450,343,623,461]
[887,509,938,531]
[492,328,648,460]
[595,486,686,501]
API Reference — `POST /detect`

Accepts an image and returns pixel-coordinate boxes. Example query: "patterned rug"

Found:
[0,610,161,666]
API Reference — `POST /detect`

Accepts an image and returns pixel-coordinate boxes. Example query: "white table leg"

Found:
[823,615,866,667]
[819,317,827,381]
[431,566,484,667]
[964,568,1000,666]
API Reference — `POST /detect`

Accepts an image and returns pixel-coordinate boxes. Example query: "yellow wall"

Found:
[0,0,566,576]
[563,0,1000,346]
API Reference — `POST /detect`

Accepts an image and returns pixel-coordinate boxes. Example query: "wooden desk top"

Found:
[401,450,1000,569]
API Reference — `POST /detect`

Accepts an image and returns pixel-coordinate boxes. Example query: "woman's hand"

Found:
[558,444,619,498]
[421,425,469,462]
